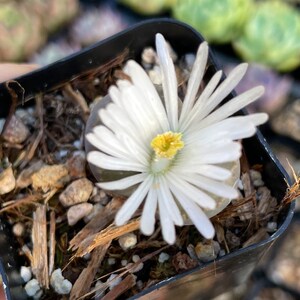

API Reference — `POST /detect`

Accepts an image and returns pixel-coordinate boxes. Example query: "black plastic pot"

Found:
[0,19,295,300]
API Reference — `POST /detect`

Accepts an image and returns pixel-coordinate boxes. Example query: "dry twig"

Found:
[32,204,49,288]
[70,242,111,300]
[75,218,140,257]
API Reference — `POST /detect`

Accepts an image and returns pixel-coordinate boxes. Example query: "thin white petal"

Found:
[202,63,248,116]
[87,128,132,161]
[87,151,146,172]
[172,163,231,180]
[198,86,265,128]
[180,70,222,131]
[169,183,215,239]
[157,176,184,226]
[124,60,169,132]
[180,42,208,121]
[99,105,150,159]
[179,142,241,165]
[140,187,158,236]
[121,85,161,141]
[166,172,216,210]
[180,173,238,199]
[97,173,147,190]
[156,33,178,130]
[115,176,153,225]
[158,192,176,245]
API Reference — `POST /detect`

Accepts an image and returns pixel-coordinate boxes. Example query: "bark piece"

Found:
[32,204,49,288]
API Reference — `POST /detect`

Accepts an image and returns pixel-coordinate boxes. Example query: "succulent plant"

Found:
[119,0,176,15]
[233,1,300,72]
[172,0,254,44]
[0,2,45,61]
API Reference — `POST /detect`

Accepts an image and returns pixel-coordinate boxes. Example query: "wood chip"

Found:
[75,218,140,257]
[101,274,136,300]
[49,211,56,276]
[70,242,111,300]
[257,186,272,215]
[31,204,49,288]
[69,197,123,251]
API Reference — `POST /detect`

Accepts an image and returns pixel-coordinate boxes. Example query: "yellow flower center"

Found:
[151,131,184,159]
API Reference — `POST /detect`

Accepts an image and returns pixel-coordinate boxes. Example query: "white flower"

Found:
[86,33,268,244]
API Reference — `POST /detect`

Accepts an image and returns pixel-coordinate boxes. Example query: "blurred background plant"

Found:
[0,0,79,62]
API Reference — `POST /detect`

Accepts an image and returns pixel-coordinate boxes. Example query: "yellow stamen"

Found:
[151,131,184,159]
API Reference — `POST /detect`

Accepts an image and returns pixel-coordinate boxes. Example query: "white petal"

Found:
[202,63,248,116]
[199,86,265,128]
[157,176,184,226]
[180,141,241,165]
[140,187,158,236]
[166,172,216,210]
[115,176,153,225]
[124,60,169,132]
[158,191,176,245]
[180,173,238,199]
[156,33,178,130]
[99,105,150,159]
[121,85,161,141]
[97,173,147,190]
[87,128,131,160]
[180,42,208,122]
[169,183,215,239]
[108,85,122,106]
[180,70,222,131]
[172,163,231,180]
[87,151,146,172]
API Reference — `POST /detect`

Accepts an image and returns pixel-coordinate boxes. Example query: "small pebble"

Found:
[131,255,144,273]
[24,279,40,297]
[148,65,162,85]
[267,221,277,233]
[84,203,104,223]
[13,222,25,237]
[59,178,93,207]
[15,108,35,126]
[65,150,86,179]
[250,169,264,187]
[83,253,91,261]
[118,233,137,251]
[158,252,170,263]
[0,166,16,195]
[121,259,127,267]
[20,266,32,282]
[136,280,143,291]
[107,274,122,290]
[184,53,196,71]
[73,140,81,149]
[141,47,157,65]
[219,249,226,257]
[50,268,72,295]
[237,179,244,190]
[31,164,69,192]
[16,160,44,189]
[195,241,220,263]
[2,114,30,144]
[67,203,93,226]
[108,258,116,265]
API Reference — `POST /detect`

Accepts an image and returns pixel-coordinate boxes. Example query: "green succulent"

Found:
[233,1,300,72]
[172,0,254,44]
[119,0,176,15]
